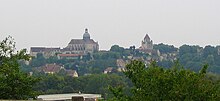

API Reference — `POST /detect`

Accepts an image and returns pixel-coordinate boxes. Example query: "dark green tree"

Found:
[153,43,178,54]
[110,60,220,101]
[0,36,39,99]
[179,45,201,57]
[203,45,217,58]
[110,45,125,53]
[30,53,46,67]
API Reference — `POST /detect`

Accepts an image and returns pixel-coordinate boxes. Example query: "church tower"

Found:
[83,28,90,41]
[141,34,153,50]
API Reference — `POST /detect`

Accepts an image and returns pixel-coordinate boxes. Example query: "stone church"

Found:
[30,28,99,58]
[63,28,99,54]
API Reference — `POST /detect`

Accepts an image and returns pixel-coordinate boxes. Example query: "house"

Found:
[116,59,128,72]
[57,54,83,60]
[103,67,113,74]
[66,69,79,77]
[41,64,64,74]
[116,59,126,68]
[38,64,79,77]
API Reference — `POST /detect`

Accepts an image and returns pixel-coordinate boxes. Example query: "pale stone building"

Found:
[30,28,99,58]
[30,47,60,58]
[139,34,154,54]
[139,34,160,60]
[140,34,153,50]
[63,28,99,54]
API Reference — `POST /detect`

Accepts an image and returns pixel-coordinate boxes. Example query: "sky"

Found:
[0,0,220,51]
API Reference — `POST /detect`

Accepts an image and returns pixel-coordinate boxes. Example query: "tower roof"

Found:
[83,28,90,40]
[144,34,150,40]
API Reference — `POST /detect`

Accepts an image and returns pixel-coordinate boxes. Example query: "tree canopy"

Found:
[153,43,178,54]
[0,36,38,99]
[110,60,220,101]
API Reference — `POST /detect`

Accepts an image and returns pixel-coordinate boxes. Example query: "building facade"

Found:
[140,34,153,50]
[30,47,60,58]
[139,34,160,58]
[63,28,99,54]
[30,28,99,58]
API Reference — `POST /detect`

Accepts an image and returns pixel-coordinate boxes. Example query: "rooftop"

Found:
[37,93,102,101]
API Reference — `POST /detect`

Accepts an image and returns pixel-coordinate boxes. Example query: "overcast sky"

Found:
[0,0,220,51]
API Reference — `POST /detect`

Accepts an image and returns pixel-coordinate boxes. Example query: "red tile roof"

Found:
[58,54,82,57]
[42,64,62,73]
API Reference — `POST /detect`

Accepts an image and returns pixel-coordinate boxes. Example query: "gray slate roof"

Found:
[68,39,97,44]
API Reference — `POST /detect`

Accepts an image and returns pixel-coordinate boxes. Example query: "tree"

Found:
[110,45,124,53]
[203,45,217,58]
[29,53,46,67]
[110,60,220,101]
[153,43,178,54]
[179,45,201,57]
[0,36,39,99]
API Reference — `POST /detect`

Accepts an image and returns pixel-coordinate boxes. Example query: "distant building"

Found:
[37,93,102,101]
[57,54,83,60]
[103,67,113,74]
[116,59,128,72]
[30,28,99,59]
[41,63,64,74]
[66,69,79,77]
[139,34,158,55]
[217,46,220,55]
[140,34,153,50]
[116,59,126,68]
[37,63,79,77]
[30,47,60,58]
[63,28,99,54]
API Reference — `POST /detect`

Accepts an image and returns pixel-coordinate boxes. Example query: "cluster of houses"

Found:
[33,63,78,77]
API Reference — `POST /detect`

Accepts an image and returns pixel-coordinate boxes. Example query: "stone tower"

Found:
[141,34,153,50]
[83,28,90,41]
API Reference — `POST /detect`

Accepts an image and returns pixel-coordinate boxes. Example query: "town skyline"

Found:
[2,27,220,51]
[0,0,220,50]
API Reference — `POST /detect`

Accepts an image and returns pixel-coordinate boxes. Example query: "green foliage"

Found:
[93,51,121,60]
[110,60,220,101]
[178,45,220,73]
[29,53,46,67]
[179,45,200,57]
[203,45,217,58]
[153,43,178,54]
[0,36,39,99]
[110,45,125,53]
[34,74,126,99]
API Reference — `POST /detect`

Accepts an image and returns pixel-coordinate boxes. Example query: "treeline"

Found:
[33,73,129,99]
[179,45,220,73]
[32,60,220,100]
[154,44,220,73]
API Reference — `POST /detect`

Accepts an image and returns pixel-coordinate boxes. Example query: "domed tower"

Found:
[83,28,90,41]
